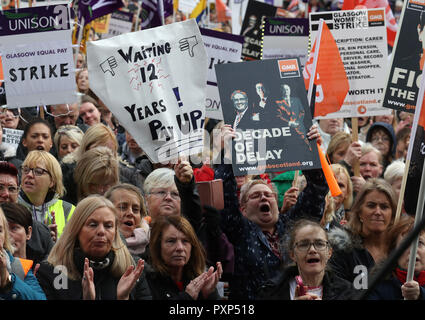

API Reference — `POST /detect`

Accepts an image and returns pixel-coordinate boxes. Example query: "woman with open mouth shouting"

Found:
[257,219,353,300]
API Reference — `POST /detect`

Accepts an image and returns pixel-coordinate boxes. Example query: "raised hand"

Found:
[46,211,58,242]
[117,259,145,300]
[185,271,210,300]
[82,258,95,300]
[174,158,193,184]
[201,262,223,298]
[402,280,420,300]
[307,124,322,146]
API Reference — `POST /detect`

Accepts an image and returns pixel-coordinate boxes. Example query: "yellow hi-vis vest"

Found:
[43,200,75,238]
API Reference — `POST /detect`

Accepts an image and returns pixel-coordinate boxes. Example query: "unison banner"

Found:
[382,0,425,114]
[261,17,309,67]
[200,28,243,120]
[309,9,391,119]
[0,4,77,108]
[87,19,208,163]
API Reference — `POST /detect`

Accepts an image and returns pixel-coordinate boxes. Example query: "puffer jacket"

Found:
[327,227,375,284]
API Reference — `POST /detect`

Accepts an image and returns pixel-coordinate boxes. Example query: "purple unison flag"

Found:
[140,0,173,29]
[76,0,124,24]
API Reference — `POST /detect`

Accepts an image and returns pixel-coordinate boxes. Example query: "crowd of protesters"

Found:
[1,0,425,302]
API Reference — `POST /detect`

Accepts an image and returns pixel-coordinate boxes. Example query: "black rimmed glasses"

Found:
[21,166,51,177]
[294,240,329,252]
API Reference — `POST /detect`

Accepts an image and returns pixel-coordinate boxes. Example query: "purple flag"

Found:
[140,0,173,30]
[76,0,124,24]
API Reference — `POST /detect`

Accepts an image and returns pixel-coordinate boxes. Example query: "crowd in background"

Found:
[1,0,425,302]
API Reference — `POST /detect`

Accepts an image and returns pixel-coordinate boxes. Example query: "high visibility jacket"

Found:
[18,195,75,238]
[12,257,33,280]
[43,199,75,237]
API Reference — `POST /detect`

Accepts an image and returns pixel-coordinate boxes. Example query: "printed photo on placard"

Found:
[215,58,321,176]
[240,0,284,61]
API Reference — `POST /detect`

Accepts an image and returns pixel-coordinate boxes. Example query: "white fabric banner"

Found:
[87,19,208,163]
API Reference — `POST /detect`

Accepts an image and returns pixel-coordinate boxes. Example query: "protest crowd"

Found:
[1,0,425,304]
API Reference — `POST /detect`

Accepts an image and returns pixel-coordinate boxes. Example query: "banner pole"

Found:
[307,19,323,107]
[134,0,142,31]
[395,56,425,224]
[351,117,360,176]
[406,162,425,284]
[405,65,425,284]
[74,16,85,68]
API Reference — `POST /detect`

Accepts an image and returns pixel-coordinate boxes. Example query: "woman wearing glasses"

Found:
[257,219,353,300]
[18,150,75,241]
[365,122,396,174]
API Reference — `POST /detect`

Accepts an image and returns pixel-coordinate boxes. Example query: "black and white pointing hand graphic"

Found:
[179,36,198,57]
[100,56,118,76]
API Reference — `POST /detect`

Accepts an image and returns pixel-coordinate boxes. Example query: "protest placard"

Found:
[309,9,391,119]
[2,128,23,154]
[261,17,309,67]
[100,10,134,39]
[92,14,111,35]
[240,0,286,61]
[382,0,425,114]
[0,59,5,107]
[200,28,243,120]
[215,58,321,176]
[87,19,208,163]
[0,4,77,108]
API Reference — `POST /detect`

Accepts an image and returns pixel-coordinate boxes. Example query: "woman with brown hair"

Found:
[145,215,222,300]
[328,178,397,283]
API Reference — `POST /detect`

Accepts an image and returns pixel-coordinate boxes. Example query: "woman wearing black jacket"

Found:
[257,219,353,300]
[145,215,222,300]
[36,195,151,300]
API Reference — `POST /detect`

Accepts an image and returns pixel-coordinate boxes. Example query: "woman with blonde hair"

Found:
[105,183,150,257]
[62,124,143,205]
[74,146,120,201]
[35,195,152,300]
[0,207,46,300]
[18,150,75,240]
[53,125,84,162]
[327,132,352,164]
[330,164,353,225]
